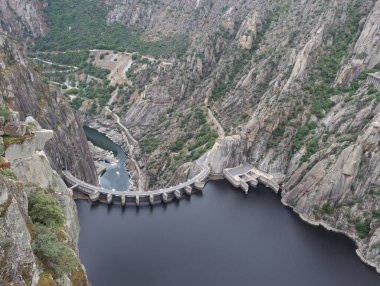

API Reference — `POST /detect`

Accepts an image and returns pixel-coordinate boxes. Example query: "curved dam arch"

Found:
[63,162,283,206]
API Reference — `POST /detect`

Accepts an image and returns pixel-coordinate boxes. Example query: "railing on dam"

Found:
[63,161,283,205]
[62,163,210,205]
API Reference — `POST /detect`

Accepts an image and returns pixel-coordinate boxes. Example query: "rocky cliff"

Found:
[0,0,47,48]
[88,0,380,270]
[0,116,89,285]
[0,32,97,184]
[16,0,380,272]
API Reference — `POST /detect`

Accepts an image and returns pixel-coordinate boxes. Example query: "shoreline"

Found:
[79,120,380,274]
[73,173,380,274]
[281,198,380,274]
[84,121,140,191]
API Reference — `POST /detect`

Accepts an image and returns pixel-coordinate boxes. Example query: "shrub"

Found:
[322,203,334,215]
[28,189,64,227]
[33,224,78,275]
[355,220,371,239]
[0,168,17,180]
[272,124,285,138]
[193,107,206,125]
[70,97,84,110]
[372,209,380,218]
[0,107,11,120]
[171,138,185,152]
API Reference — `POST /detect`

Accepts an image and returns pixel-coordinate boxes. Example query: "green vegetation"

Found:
[210,12,275,102]
[189,125,218,150]
[302,137,319,162]
[305,2,365,118]
[171,138,185,152]
[293,122,317,151]
[369,189,380,196]
[322,202,335,215]
[140,134,160,154]
[193,107,207,125]
[38,271,56,286]
[358,64,380,80]
[272,124,285,138]
[3,135,33,149]
[0,107,11,120]
[29,189,78,275]
[34,0,188,57]
[372,209,380,218]
[69,97,84,110]
[28,189,64,227]
[355,219,371,239]
[0,168,17,180]
[33,224,78,275]
[33,50,90,67]
[84,64,110,81]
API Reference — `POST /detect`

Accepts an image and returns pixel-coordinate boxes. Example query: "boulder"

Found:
[25,116,42,132]
[3,122,26,137]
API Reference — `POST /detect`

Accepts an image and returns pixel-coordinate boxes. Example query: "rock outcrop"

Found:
[0,176,40,286]
[1,117,89,285]
[0,0,47,47]
[0,32,97,184]
[10,0,380,272]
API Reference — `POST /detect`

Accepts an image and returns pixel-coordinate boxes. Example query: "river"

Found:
[77,127,380,286]
[83,126,130,191]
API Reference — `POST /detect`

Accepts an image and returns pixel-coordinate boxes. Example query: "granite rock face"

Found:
[0,0,47,47]
[337,0,380,84]
[2,0,380,273]
[0,178,39,286]
[102,0,380,271]
[0,32,97,184]
[3,121,27,137]
[1,121,89,285]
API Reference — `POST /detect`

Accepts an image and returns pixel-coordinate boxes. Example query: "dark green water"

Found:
[84,126,130,191]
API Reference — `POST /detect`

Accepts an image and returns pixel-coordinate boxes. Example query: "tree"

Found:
[28,189,64,227]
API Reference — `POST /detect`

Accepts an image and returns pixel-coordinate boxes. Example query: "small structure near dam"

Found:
[223,163,285,194]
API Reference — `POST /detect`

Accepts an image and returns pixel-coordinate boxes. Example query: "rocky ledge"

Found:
[0,115,90,285]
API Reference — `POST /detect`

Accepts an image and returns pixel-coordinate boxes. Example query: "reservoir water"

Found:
[77,127,380,286]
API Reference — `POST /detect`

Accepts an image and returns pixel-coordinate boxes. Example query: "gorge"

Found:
[77,125,380,286]
[1,0,380,285]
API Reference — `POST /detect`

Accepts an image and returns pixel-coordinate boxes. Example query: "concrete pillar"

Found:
[107,193,112,204]
[162,193,169,203]
[121,195,126,206]
[149,194,155,205]
[248,178,258,187]
[194,181,205,190]
[185,185,192,196]
[241,181,249,195]
[174,190,182,199]
[136,195,140,206]
[89,191,100,202]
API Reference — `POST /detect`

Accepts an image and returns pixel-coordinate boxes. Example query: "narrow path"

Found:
[31,57,79,71]
[105,107,138,146]
[207,108,225,139]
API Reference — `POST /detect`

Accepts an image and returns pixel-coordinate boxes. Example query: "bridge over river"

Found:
[63,162,284,206]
